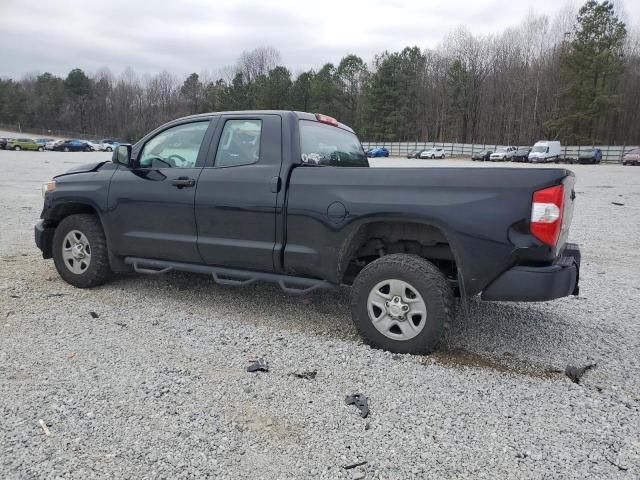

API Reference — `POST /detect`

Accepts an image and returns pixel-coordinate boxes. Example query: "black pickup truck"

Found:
[35,111,580,354]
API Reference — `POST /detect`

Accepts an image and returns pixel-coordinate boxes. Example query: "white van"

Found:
[528,141,561,163]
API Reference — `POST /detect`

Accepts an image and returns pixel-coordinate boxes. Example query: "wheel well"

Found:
[48,203,99,226]
[339,221,458,290]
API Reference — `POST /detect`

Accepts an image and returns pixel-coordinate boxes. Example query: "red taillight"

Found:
[315,113,339,126]
[530,184,564,246]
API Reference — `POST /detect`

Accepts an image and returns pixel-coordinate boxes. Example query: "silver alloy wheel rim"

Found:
[367,279,428,341]
[62,230,91,274]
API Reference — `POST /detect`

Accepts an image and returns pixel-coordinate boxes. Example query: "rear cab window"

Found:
[299,120,368,167]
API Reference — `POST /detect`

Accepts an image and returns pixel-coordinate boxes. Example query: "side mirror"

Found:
[113,144,132,166]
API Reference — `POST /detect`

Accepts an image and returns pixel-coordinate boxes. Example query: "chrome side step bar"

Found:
[124,257,334,295]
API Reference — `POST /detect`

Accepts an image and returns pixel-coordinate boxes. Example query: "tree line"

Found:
[0,1,638,145]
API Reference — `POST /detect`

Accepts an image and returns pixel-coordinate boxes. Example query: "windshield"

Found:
[299,120,368,167]
[532,145,548,153]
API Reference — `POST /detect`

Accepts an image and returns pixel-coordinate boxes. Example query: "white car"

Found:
[86,140,107,152]
[489,146,516,161]
[45,139,63,151]
[419,148,446,159]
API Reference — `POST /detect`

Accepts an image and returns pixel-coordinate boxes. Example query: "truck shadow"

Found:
[114,271,576,376]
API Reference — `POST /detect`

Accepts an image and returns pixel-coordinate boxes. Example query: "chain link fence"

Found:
[361,141,638,164]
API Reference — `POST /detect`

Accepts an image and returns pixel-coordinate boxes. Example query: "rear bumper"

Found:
[34,220,54,258]
[481,243,580,302]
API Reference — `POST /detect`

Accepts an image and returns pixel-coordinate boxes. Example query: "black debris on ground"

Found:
[565,363,596,384]
[114,322,127,328]
[89,311,99,319]
[247,358,269,373]
[343,460,368,470]
[611,202,624,206]
[291,370,317,380]
[345,393,369,418]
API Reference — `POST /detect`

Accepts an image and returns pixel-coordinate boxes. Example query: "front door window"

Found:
[139,122,209,169]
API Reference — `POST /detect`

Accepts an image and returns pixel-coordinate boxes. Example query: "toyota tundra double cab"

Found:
[35,111,581,354]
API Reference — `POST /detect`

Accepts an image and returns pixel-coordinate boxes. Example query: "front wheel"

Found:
[64,147,70,152]
[106,147,113,152]
[38,146,44,151]
[350,254,454,354]
[52,214,112,288]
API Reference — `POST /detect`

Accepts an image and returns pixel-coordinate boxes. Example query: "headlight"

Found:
[42,180,56,198]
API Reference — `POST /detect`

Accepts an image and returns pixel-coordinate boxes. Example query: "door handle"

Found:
[171,177,196,188]
[270,176,281,193]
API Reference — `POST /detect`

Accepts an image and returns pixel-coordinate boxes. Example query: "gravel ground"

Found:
[1,149,639,479]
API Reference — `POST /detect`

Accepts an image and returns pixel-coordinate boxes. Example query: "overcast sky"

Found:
[1,0,638,79]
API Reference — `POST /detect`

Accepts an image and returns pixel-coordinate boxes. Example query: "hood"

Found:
[54,161,109,178]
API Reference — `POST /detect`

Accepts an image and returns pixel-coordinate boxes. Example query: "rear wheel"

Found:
[38,146,44,151]
[52,214,112,288]
[350,254,454,354]
[106,147,113,152]
[14,146,21,151]
[64,147,70,152]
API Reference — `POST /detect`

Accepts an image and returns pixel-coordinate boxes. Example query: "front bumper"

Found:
[481,243,580,302]
[34,219,54,258]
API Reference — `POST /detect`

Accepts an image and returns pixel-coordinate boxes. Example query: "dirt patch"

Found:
[426,349,562,380]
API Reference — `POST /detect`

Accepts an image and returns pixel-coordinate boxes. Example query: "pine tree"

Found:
[546,1,626,143]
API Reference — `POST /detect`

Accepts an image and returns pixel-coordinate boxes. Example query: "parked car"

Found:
[52,140,92,152]
[6,138,43,151]
[471,150,492,161]
[35,110,581,355]
[622,148,640,166]
[100,139,119,150]
[35,138,54,146]
[528,141,561,163]
[366,147,389,158]
[45,139,64,151]
[419,148,445,159]
[489,146,516,161]
[407,150,425,159]
[0,138,8,150]
[577,148,602,164]
[512,147,531,162]
[86,140,107,152]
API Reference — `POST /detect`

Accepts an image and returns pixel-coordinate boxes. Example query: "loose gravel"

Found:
[1,149,639,479]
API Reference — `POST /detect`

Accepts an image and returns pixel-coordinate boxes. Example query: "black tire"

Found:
[52,214,112,288]
[64,147,70,152]
[106,147,113,152]
[38,146,44,151]
[350,254,454,354]
[14,146,21,151]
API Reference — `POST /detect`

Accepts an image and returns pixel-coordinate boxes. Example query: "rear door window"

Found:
[214,119,262,168]
[299,120,368,167]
